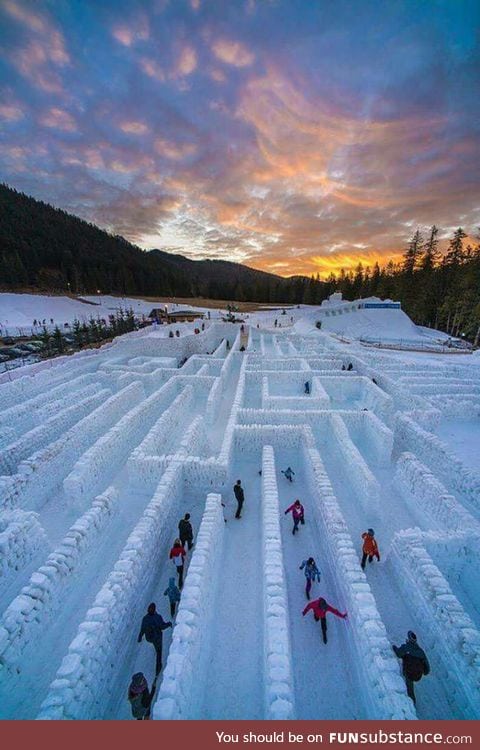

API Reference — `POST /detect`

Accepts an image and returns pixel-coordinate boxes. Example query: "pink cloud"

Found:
[172,45,198,78]
[139,57,165,81]
[119,120,150,135]
[111,15,149,47]
[211,38,255,67]
[39,107,77,132]
[154,138,197,159]
[0,103,25,122]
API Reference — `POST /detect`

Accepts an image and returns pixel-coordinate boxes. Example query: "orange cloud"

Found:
[211,38,255,67]
[248,251,405,278]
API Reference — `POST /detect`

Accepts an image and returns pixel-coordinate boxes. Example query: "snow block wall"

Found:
[261,446,295,720]
[0,510,48,590]
[394,414,480,516]
[0,374,99,441]
[329,414,381,518]
[153,493,225,720]
[12,383,143,511]
[389,530,480,718]
[0,390,110,476]
[395,453,479,533]
[64,382,193,505]
[0,487,119,672]
[127,385,195,492]
[37,463,183,719]
[302,444,416,720]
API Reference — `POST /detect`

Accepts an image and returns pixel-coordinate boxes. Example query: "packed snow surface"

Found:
[0,296,479,721]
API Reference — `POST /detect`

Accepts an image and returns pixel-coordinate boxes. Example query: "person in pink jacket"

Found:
[302,596,347,644]
[284,499,305,535]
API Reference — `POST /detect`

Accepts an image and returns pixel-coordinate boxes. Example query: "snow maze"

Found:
[0,320,479,720]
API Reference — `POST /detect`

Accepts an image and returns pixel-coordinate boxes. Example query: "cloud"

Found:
[111,14,149,47]
[119,120,150,135]
[154,138,197,159]
[3,2,70,93]
[211,38,255,67]
[172,45,197,78]
[139,57,165,81]
[0,102,25,122]
[39,107,77,132]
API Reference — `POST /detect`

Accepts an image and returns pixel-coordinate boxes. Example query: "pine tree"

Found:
[403,230,423,274]
[421,225,440,272]
[445,228,467,266]
[53,326,65,353]
[73,318,83,348]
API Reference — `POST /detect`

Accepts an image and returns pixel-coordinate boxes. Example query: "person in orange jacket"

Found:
[169,538,186,589]
[302,596,347,644]
[361,528,380,570]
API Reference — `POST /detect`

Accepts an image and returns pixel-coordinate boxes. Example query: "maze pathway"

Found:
[0,321,478,720]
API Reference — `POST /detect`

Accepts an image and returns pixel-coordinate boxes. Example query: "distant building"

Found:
[148,309,204,323]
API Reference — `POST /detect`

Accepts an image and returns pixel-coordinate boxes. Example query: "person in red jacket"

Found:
[169,538,186,589]
[361,528,380,570]
[302,596,347,644]
[284,499,305,535]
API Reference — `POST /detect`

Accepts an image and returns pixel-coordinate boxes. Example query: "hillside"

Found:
[0,184,326,304]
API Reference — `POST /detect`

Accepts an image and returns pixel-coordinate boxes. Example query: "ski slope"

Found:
[0,302,479,720]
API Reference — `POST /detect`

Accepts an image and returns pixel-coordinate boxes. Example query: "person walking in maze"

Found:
[284,499,304,534]
[127,672,156,720]
[169,538,187,588]
[299,557,321,599]
[392,631,430,706]
[178,512,194,550]
[137,603,172,675]
[234,479,245,519]
[304,381,310,394]
[164,577,181,618]
[281,466,295,483]
[302,596,347,644]
[361,529,380,570]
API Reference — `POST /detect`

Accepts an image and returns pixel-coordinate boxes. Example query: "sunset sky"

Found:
[1,0,479,277]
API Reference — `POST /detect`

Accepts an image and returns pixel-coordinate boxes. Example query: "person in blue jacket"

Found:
[164,577,181,618]
[299,557,321,599]
[282,466,295,483]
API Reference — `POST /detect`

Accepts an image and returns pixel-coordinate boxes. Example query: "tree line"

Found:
[1,184,479,342]
[322,226,480,345]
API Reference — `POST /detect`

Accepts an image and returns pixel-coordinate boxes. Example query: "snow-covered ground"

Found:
[0,292,225,337]
[0,297,479,720]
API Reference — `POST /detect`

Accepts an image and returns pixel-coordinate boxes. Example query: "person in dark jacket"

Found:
[299,557,321,599]
[234,479,244,519]
[303,597,347,644]
[128,672,156,720]
[137,602,172,675]
[347,362,353,371]
[304,381,310,394]
[393,631,430,706]
[178,513,194,550]
[164,577,181,618]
